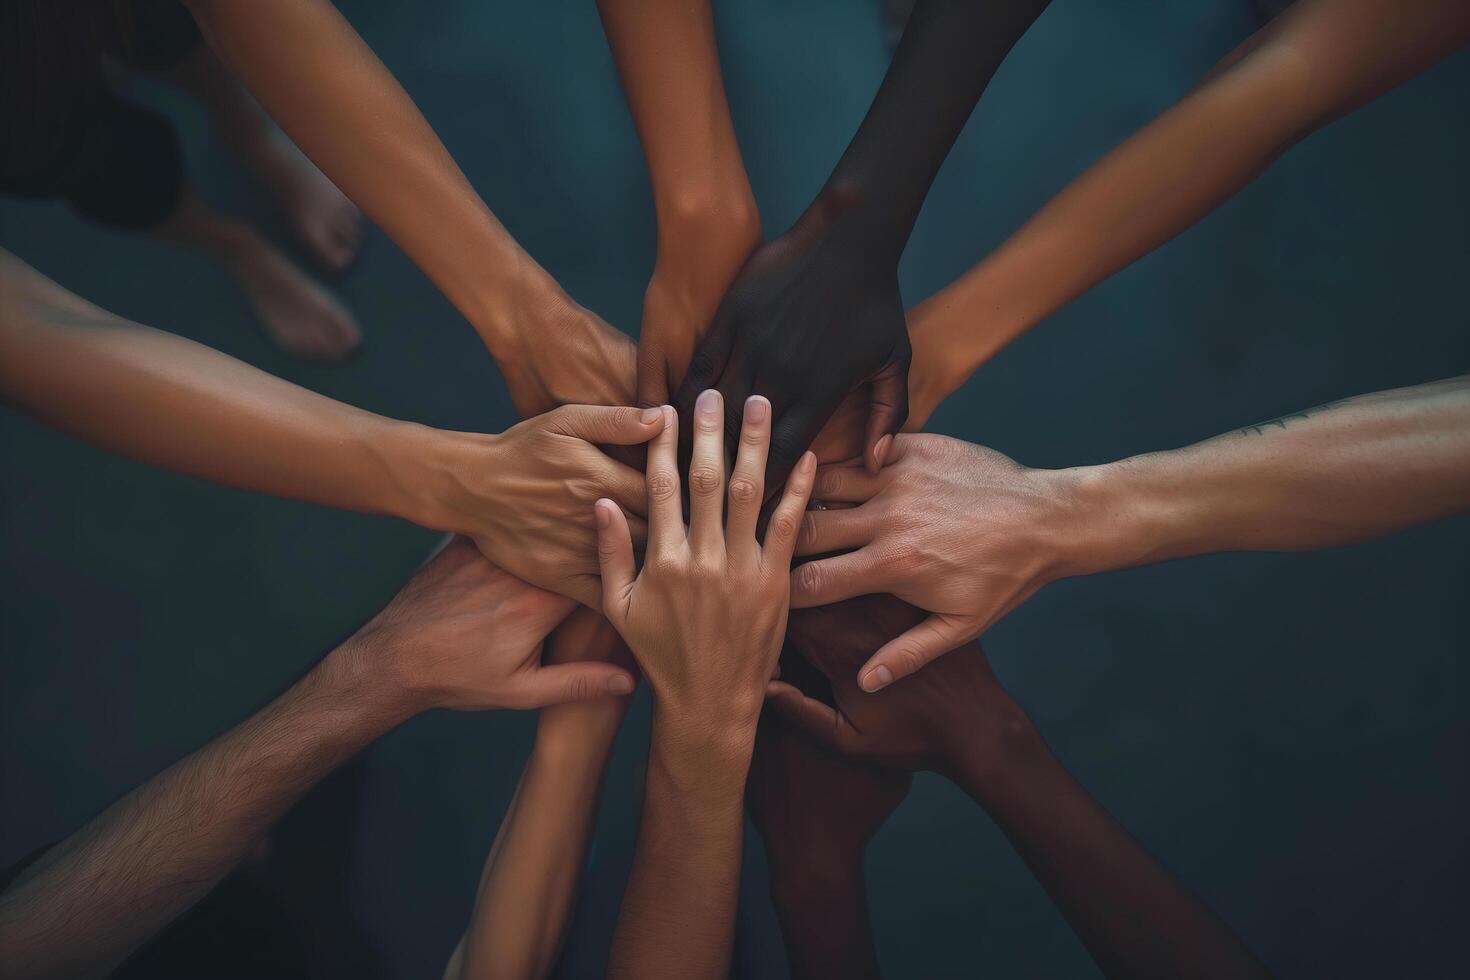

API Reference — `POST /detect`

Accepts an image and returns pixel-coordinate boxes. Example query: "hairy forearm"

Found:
[0,257,468,530]
[957,717,1270,980]
[181,0,559,356]
[459,712,622,979]
[1070,375,1470,571]
[821,0,1049,260]
[920,0,1470,399]
[609,721,752,979]
[0,644,406,979]
[767,849,881,980]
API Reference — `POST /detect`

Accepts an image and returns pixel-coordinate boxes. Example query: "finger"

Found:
[789,547,885,608]
[645,404,685,550]
[596,455,655,516]
[795,505,877,558]
[763,680,857,756]
[687,389,726,552]
[551,404,666,447]
[726,396,771,546]
[636,342,669,410]
[517,662,636,708]
[811,463,888,504]
[762,451,816,566]
[863,355,910,474]
[594,499,636,621]
[859,613,978,692]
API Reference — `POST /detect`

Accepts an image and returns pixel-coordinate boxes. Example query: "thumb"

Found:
[518,662,636,708]
[863,354,911,474]
[859,613,977,692]
[763,680,857,757]
[551,404,667,447]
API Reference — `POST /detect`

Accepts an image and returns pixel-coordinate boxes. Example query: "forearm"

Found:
[766,849,881,980]
[918,0,1470,399]
[1070,375,1470,571]
[180,0,558,357]
[0,644,407,979]
[609,719,752,979]
[596,0,755,233]
[956,718,1270,980]
[820,0,1049,260]
[0,259,465,529]
[459,709,623,979]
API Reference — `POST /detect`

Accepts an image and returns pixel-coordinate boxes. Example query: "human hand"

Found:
[747,648,911,870]
[768,595,1034,781]
[637,200,761,409]
[792,434,1096,691]
[595,391,816,740]
[497,292,639,418]
[673,191,911,489]
[427,404,666,607]
[334,537,635,715]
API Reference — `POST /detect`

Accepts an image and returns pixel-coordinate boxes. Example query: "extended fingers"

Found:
[726,396,771,546]
[645,405,685,550]
[688,389,726,551]
[863,355,910,473]
[594,499,635,621]
[763,680,859,757]
[762,451,816,566]
[788,548,884,608]
[795,505,877,558]
[515,661,636,708]
[550,403,666,447]
[811,462,887,504]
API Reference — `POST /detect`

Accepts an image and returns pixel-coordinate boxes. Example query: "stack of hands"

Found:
[3,0,1469,977]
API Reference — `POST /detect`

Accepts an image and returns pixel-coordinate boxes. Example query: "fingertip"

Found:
[594,498,614,528]
[745,395,770,424]
[859,664,895,693]
[639,406,664,426]
[608,673,635,696]
[868,434,892,474]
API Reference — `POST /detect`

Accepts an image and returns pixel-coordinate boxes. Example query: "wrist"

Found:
[307,637,422,735]
[461,246,565,364]
[949,707,1048,804]
[649,708,756,800]
[398,426,500,536]
[1062,454,1200,575]
[654,181,760,254]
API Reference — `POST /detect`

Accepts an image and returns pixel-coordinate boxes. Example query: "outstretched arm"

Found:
[674,0,1052,484]
[0,252,664,606]
[596,0,761,408]
[0,539,628,980]
[794,374,1470,688]
[911,0,1470,402]
[773,597,1273,980]
[177,0,618,406]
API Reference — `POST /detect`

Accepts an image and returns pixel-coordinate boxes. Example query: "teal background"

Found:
[2,1,1468,976]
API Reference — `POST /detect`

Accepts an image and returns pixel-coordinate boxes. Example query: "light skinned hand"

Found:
[436,404,667,607]
[792,433,1086,691]
[595,391,816,735]
[343,536,635,712]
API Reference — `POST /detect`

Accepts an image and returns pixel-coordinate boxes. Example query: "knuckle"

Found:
[816,469,843,497]
[605,405,636,431]
[770,512,800,543]
[727,476,759,505]
[688,465,722,496]
[799,513,820,551]
[796,561,823,596]
[646,471,679,501]
[894,646,925,677]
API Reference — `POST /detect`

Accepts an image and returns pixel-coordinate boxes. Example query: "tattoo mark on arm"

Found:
[1237,398,1348,437]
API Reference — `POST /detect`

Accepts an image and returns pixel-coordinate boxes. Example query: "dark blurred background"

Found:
[2,1,1467,977]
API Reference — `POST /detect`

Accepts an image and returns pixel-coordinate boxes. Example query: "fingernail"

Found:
[745,396,769,423]
[861,665,894,692]
[594,501,611,528]
[874,434,892,467]
[639,407,662,424]
[608,675,634,695]
[662,405,675,428]
[696,389,721,414]
[800,451,817,474]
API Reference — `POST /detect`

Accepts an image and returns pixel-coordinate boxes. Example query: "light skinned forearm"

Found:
[918,0,1470,400]
[767,849,881,980]
[957,720,1272,980]
[1068,375,1470,573]
[0,643,409,980]
[180,0,559,357]
[458,710,623,979]
[609,718,753,980]
[0,254,473,532]
[596,0,756,234]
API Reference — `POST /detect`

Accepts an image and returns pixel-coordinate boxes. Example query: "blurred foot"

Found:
[247,130,363,273]
[227,229,362,362]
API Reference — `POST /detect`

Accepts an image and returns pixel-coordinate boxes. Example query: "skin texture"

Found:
[0,251,662,608]
[912,0,1470,400]
[674,0,1051,485]
[179,0,620,401]
[746,648,909,980]
[596,394,815,979]
[595,0,762,409]
[771,596,1274,980]
[795,376,1470,690]
[0,538,630,980]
